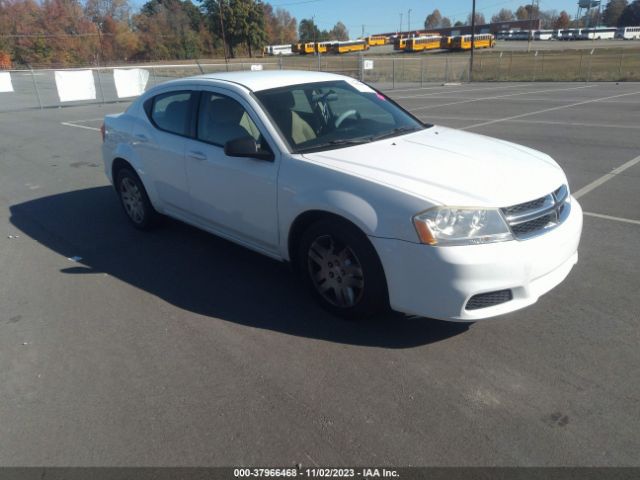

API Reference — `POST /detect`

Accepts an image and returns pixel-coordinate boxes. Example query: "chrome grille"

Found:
[466,290,513,310]
[501,185,569,240]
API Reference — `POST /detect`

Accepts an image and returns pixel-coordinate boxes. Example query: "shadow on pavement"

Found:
[9,186,471,348]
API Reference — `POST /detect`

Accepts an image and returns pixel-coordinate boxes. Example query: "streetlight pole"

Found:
[312,14,317,55]
[470,0,476,82]
[527,0,536,52]
[399,13,403,34]
[408,9,412,34]
[219,0,228,64]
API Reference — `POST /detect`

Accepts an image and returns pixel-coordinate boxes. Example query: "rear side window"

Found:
[150,91,193,137]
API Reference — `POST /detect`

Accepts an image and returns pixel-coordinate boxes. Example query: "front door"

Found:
[184,90,279,252]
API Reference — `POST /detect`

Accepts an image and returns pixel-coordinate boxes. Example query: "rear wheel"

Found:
[115,167,159,230]
[297,218,388,319]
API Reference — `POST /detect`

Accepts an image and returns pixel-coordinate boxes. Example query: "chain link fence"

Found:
[1,49,638,113]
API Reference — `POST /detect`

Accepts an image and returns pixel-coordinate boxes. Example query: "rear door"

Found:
[132,89,197,215]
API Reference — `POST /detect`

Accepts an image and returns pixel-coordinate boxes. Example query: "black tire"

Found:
[296,217,389,320]
[115,167,160,230]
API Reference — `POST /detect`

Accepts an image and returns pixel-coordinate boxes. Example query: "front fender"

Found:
[277,159,430,260]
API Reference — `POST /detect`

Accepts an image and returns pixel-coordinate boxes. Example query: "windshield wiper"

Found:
[369,126,420,142]
[297,137,372,153]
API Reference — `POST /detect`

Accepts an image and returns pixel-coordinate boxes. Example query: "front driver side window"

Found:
[197,92,262,147]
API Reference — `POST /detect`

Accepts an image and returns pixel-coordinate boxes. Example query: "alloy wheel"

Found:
[307,234,365,308]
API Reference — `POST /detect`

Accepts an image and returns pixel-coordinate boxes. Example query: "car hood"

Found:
[301,126,567,207]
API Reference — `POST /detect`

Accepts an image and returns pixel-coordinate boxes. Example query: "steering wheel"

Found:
[334,109,360,128]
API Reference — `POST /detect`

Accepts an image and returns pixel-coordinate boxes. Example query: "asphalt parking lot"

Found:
[1,81,639,466]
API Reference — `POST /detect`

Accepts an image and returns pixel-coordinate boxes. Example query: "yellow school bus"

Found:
[451,34,496,50]
[315,41,335,54]
[366,35,387,46]
[300,42,316,54]
[440,36,453,49]
[330,40,369,54]
[393,36,408,50]
[404,35,442,52]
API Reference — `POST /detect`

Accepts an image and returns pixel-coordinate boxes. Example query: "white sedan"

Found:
[102,71,582,321]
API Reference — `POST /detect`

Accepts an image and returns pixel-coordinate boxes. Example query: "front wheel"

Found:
[297,218,389,319]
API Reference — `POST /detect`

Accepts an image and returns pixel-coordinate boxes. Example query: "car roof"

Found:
[180,70,351,92]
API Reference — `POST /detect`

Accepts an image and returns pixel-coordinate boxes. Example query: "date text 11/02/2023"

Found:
[233,468,400,478]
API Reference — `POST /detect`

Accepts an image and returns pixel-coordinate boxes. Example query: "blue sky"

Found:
[269,0,583,35]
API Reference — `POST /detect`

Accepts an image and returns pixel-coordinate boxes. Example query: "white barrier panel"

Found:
[54,70,96,102]
[251,64,263,71]
[0,71,13,93]
[113,68,149,98]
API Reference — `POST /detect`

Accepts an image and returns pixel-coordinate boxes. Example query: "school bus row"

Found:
[263,34,495,56]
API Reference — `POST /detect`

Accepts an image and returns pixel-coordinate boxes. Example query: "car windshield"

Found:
[254,80,428,154]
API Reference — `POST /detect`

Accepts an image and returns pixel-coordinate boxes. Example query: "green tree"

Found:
[298,18,320,43]
[440,17,452,28]
[618,0,640,25]
[201,0,266,57]
[603,0,629,25]
[136,0,212,60]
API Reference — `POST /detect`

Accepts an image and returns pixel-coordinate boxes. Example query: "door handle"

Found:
[134,134,149,143]
[188,151,207,161]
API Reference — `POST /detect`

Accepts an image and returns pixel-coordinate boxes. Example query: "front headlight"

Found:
[413,207,513,246]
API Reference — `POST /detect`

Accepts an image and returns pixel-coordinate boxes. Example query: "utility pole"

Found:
[470,0,476,81]
[399,12,403,34]
[219,0,228,64]
[312,15,317,55]
[527,0,536,52]
[362,24,365,38]
[408,9,412,34]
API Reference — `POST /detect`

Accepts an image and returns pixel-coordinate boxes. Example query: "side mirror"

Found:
[224,136,274,161]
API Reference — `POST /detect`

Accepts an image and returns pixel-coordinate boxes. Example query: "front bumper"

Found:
[371,197,583,321]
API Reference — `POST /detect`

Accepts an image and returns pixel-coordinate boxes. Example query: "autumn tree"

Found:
[424,9,442,29]
[84,0,129,22]
[263,4,297,44]
[39,0,99,65]
[330,21,348,41]
[554,10,571,29]
[515,4,540,20]
[467,12,486,25]
[492,8,515,23]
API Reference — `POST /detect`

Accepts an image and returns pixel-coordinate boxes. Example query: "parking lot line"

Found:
[384,83,533,94]
[461,90,640,130]
[407,85,597,112]
[418,115,640,130]
[584,212,640,226]
[390,83,536,99]
[573,154,640,200]
[60,121,101,132]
